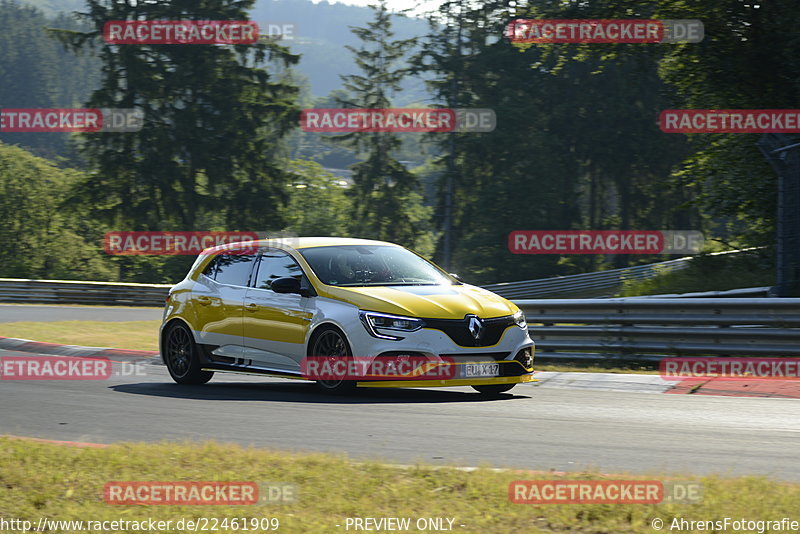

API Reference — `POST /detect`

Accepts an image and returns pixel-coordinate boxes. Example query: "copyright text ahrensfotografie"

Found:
[657,517,799,532]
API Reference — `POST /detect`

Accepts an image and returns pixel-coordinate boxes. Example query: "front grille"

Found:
[439,352,510,361]
[424,315,516,347]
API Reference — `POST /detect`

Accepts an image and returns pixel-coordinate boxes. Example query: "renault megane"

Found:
[160,237,535,394]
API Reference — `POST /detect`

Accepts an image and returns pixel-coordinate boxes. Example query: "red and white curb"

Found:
[531,371,800,399]
[0,336,158,361]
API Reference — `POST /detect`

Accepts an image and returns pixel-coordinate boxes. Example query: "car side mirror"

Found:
[449,273,462,282]
[271,277,302,294]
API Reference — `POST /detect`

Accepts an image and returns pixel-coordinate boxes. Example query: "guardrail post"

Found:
[758,133,800,297]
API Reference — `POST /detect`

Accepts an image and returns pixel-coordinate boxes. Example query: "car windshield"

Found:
[298,245,456,287]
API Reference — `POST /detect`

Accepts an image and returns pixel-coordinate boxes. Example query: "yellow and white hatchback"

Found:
[160,237,534,394]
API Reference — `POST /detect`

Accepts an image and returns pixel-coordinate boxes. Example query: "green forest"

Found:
[0,0,791,287]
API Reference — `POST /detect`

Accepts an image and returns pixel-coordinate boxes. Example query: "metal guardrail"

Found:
[483,249,757,299]
[1,280,797,364]
[517,298,800,362]
[0,278,170,307]
[483,257,691,299]
[627,286,773,298]
[0,249,758,307]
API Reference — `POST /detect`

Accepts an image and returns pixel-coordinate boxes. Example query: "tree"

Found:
[653,0,798,249]
[415,0,698,283]
[0,0,100,160]
[283,159,353,237]
[332,0,431,250]
[0,142,113,280]
[53,0,300,235]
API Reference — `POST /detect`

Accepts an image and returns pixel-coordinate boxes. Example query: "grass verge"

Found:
[620,250,774,296]
[0,437,797,533]
[0,321,160,351]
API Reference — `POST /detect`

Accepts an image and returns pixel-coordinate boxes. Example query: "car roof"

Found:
[201,237,400,256]
[285,237,399,250]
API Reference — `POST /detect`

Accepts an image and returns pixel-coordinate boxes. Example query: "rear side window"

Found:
[212,254,257,287]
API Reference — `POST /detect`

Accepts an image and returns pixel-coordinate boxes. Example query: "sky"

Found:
[311,0,445,16]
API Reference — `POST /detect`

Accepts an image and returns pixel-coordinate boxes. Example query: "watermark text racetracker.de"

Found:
[0,356,146,380]
[0,108,143,133]
[103,231,265,255]
[509,480,703,504]
[301,355,458,382]
[300,108,496,133]
[103,481,295,505]
[660,110,800,133]
[660,358,800,380]
[103,20,259,44]
[506,19,703,44]
[256,22,296,41]
[508,230,703,255]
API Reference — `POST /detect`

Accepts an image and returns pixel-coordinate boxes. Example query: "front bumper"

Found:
[357,373,536,388]
[342,319,535,387]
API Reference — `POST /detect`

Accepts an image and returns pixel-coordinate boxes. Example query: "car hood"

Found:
[320,283,518,319]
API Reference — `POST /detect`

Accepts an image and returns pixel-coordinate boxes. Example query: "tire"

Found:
[472,383,516,395]
[163,322,214,385]
[310,326,357,394]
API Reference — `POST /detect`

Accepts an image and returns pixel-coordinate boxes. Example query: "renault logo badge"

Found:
[467,315,483,340]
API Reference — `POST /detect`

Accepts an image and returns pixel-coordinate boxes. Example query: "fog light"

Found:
[515,348,533,370]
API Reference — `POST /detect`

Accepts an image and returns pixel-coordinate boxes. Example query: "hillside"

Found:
[19,0,430,98]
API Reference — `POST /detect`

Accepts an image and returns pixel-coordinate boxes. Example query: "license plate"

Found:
[464,362,500,378]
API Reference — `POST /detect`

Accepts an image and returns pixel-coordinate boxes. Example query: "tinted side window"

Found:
[214,254,257,287]
[253,251,304,290]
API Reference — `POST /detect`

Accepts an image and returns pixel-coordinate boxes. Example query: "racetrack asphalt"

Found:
[2,349,799,480]
[0,304,163,323]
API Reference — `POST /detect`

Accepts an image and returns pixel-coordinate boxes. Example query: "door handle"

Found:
[245,302,259,312]
[197,296,212,306]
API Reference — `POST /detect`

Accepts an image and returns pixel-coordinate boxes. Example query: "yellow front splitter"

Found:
[357,374,536,388]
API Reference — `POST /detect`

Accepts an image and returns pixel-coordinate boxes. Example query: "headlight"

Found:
[513,309,527,329]
[359,311,425,340]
